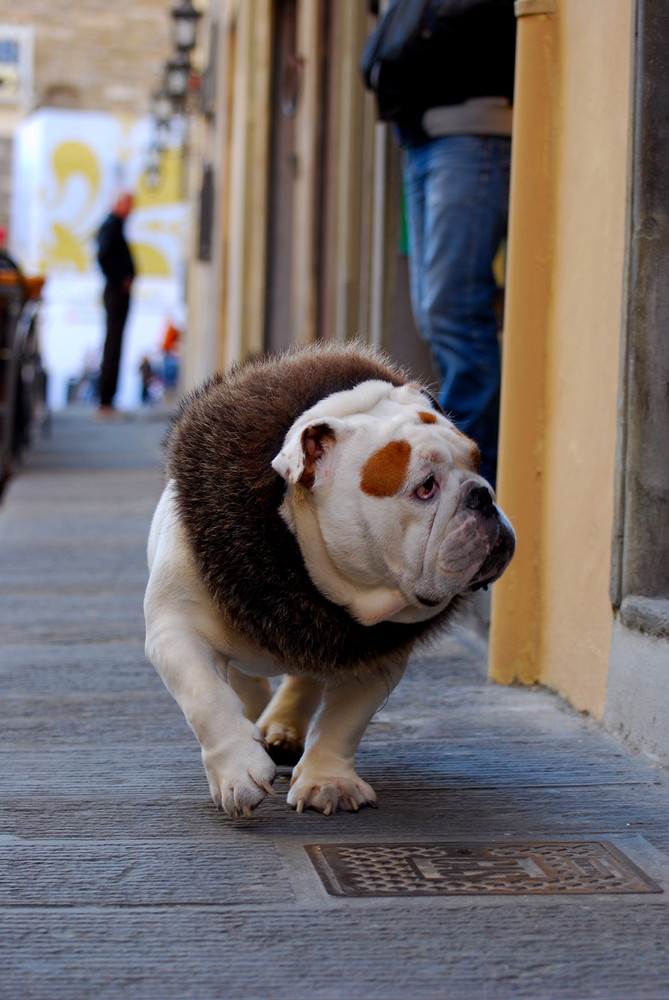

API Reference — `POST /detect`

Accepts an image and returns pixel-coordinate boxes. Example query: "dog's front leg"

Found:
[145,608,276,818]
[287,654,408,815]
[145,487,276,817]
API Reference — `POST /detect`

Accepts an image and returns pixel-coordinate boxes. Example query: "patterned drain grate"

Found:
[305,841,662,897]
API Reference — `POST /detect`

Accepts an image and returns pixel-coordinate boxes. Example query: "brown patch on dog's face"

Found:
[360,440,411,498]
[418,411,437,424]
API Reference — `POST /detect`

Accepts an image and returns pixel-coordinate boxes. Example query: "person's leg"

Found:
[99,286,130,408]
[410,135,511,486]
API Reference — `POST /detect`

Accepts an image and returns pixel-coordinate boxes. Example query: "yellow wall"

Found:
[490,0,633,717]
[541,0,632,714]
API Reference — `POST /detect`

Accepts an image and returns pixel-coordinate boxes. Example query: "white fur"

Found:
[274,380,493,626]
[145,483,405,817]
[145,380,510,818]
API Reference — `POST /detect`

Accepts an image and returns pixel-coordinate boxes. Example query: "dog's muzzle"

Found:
[465,484,516,591]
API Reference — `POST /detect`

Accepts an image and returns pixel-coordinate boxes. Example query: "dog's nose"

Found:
[464,483,494,515]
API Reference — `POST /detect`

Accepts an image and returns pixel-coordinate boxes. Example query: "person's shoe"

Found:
[96,405,116,420]
[96,405,130,421]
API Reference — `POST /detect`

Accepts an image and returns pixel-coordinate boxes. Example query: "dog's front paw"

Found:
[202,733,276,819]
[287,759,377,816]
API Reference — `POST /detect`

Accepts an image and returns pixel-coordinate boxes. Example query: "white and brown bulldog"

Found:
[144,343,514,818]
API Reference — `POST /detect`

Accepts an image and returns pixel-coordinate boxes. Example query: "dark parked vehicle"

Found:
[0,254,48,499]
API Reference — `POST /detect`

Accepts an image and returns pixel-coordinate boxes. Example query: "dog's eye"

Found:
[415,475,438,500]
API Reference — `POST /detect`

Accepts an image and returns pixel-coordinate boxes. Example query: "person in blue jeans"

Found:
[362,0,516,488]
[403,129,512,488]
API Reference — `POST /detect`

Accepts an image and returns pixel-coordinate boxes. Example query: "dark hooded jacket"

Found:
[96,213,135,288]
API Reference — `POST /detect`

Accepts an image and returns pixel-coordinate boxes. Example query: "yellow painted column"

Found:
[489,0,559,684]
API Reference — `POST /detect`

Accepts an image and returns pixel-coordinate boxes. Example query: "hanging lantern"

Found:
[171,0,202,54]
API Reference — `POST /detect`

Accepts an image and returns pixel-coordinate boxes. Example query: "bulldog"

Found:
[144,343,514,818]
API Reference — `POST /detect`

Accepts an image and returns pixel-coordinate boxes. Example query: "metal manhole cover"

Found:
[305,841,662,897]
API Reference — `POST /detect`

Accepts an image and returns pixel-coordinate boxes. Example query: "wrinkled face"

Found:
[272,380,515,626]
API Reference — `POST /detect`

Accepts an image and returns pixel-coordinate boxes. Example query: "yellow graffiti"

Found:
[49,141,101,220]
[42,140,103,271]
[42,222,89,272]
[129,242,171,277]
[38,120,185,276]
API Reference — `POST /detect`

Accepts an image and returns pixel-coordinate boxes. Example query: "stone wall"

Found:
[0,1,178,229]
[3,1,174,114]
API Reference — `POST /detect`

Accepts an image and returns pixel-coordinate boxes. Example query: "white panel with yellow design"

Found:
[12,108,188,410]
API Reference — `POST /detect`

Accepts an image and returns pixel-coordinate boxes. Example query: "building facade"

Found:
[0,2,189,410]
[180,0,435,395]
[180,0,669,767]
[0,1,175,233]
[489,0,669,767]
[3,1,660,757]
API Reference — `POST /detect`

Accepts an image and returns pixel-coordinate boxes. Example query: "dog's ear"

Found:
[272,422,337,487]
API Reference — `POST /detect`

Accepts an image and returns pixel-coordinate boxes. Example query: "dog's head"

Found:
[272,380,515,626]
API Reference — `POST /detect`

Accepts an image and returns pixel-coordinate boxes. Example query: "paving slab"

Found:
[2,409,669,1000]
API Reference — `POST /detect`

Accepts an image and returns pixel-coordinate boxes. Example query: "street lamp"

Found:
[166,51,191,107]
[171,0,202,54]
[152,84,173,126]
[152,83,173,148]
[144,141,163,190]
[144,0,202,196]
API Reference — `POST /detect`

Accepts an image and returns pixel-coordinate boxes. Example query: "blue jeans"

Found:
[404,135,511,488]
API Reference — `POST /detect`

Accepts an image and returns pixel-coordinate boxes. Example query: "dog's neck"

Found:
[279,486,409,627]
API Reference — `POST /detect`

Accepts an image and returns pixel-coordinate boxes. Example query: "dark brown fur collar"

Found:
[166,343,457,677]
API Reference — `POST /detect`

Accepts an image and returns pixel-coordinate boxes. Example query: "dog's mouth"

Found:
[415,593,442,608]
[468,514,515,591]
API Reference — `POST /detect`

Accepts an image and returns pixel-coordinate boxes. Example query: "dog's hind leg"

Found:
[257,675,323,766]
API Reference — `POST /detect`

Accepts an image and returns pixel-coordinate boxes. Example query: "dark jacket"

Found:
[96,213,135,287]
[362,0,516,133]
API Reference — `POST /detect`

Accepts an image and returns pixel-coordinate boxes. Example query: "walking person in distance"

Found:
[96,192,135,418]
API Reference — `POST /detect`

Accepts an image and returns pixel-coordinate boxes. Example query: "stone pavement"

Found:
[2,409,669,1000]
